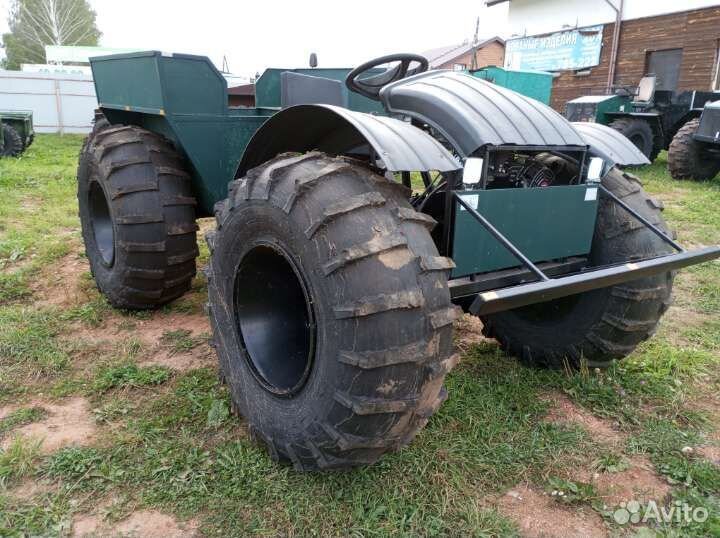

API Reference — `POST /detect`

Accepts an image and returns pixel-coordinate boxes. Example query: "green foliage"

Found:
[0,436,41,484]
[0,307,71,377]
[592,452,630,474]
[547,477,598,505]
[0,493,71,537]
[1,0,101,70]
[45,446,102,480]
[93,363,171,392]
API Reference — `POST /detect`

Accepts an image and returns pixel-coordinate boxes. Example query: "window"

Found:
[453,63,467,71]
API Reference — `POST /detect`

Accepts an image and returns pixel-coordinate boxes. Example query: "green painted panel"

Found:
[255,67,384,113]
[472,66,553,105]
[451,185,599,277]
[1,111,33,140]
[565,94,627,124]
[92,52,275,216]
[93,53,164,112]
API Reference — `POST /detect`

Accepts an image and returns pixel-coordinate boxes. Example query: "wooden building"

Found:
[422,37,505,71]
[488,0,720,111]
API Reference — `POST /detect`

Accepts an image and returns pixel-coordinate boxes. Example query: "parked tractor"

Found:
[565,75,720,162]
[668,100,720,181]
[0,110,34,157]
[78,51,720,470]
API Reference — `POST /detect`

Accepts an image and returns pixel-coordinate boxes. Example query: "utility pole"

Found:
[604,0,624,93]
[470,16,480,70]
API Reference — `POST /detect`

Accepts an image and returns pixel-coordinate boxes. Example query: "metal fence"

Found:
[0,70,96,134]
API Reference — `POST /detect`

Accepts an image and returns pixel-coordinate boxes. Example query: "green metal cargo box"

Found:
[471,66,553,105]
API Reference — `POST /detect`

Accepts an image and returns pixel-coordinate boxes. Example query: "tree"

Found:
[1,0,101,70]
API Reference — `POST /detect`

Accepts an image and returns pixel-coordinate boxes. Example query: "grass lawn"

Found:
[1,134,719,537]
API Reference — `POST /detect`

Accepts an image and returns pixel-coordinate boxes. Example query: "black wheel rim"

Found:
[88,181,115,266]
[233,243,316,396]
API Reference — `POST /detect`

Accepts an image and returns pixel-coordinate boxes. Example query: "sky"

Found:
[0,0,510,77]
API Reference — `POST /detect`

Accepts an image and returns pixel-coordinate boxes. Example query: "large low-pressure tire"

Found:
[481,167,674,369]
[609,118,659,161]
[668,118,720,181]
[1,123,23,157]
[206,152,460,470]
[77,124,199,309]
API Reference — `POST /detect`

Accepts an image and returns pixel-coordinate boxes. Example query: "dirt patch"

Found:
[136,312,213,372]
[5,479,55,501]
[697,444,720,465]
[543,393,625,445]
[497,484,607,538]
[33,252,91,308]
[575,456,671,507]
[1,397,96,453]
[134,312,210,345]
[0,403,20,420]
[72,510,198,538]
[142,347,214,372]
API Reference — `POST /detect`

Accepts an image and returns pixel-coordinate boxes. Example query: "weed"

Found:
[547,477,598,505]
[0,436,42,484]
[93,364,170,392]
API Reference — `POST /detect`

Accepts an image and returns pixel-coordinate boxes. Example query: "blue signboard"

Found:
[505,25,604,72]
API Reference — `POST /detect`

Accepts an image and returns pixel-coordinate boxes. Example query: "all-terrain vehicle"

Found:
[565,75,720,162]
[1,110,34,157]
[668,100,720,181]
[78,51,720,470]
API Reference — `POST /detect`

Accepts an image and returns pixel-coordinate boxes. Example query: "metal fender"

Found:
[379,71,586,157]
[572,122,651,167]
[236,104,461,177]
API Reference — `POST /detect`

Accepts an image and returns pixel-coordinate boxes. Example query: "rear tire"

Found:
[668,118,720,181]
[206,152,460,470]
[609,118,658,161]
[1,124,23,157]
[481,168,674,369]
[77,125,198,309]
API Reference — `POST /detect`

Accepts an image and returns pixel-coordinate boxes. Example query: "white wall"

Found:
[0,71,96,134]
[506,0,720,37]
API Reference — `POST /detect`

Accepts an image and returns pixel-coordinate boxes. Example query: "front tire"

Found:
[77,125,199,309]
[206,152,460,470]
[609,118,659,161]
[668,118,720,181]
[481,168,674,369]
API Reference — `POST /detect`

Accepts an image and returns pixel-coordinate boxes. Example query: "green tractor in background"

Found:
[565,75,720,162]
[668,100,720,180]
[0,111,34,157]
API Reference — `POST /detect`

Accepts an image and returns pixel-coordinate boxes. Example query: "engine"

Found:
[484,152,577,189]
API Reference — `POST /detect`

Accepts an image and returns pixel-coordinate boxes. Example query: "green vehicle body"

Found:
[0,110,34,152]
[564,94,628,126]
[565,83,720,158]
[470,66,553,105]
[91,51,594,274]
[254,67,385,113]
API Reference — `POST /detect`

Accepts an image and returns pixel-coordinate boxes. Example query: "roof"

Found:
[421,37,504,68]
[228,83,254,96]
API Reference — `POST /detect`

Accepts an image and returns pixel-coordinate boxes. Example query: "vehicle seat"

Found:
[635,75,656,104]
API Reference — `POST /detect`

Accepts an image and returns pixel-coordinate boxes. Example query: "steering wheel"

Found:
[346,53,429,101]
